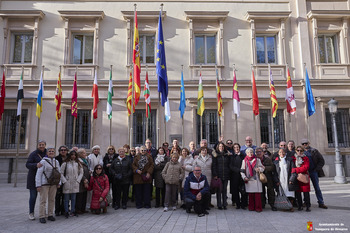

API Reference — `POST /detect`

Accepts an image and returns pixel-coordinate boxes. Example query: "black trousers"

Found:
[156,187,166,207]
[76,191,87,212]
[185,192,210,215]
[55,186,65,215]
[114,183,130,207]
[216,179,228,208]
[261,183,275,207]
[134,183,151,208]
[296,191,310,208]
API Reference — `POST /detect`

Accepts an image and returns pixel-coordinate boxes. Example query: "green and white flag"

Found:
[106,69,113,119]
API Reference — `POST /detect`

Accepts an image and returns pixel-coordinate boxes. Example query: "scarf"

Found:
[279,156,287,166]
[80,158,89,167]
[138,154,148,171]
[155,154,165,165]
[118,156,125,161]
[244,155,257,178]
[294,153,305,167]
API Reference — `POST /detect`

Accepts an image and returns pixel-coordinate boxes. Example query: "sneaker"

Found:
[29,213,35,220]
[172,206,176,211]
[198,213,205,217]
[319,204,328,209]
[163,207,168,212]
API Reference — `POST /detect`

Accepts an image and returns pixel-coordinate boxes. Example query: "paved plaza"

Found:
[0,178,349,233]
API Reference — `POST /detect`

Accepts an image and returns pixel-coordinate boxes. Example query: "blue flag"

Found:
[156,11,168,106]
[179,70,186,118]
[305,68,315,116]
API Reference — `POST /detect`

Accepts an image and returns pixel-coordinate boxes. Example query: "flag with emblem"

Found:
[16,70,24,120]
[71,71,78,118]
[269,65,278,118]
[133,10,141,107]
[106,68,113,119]
[285,68,296,115]
[143,71,151,118]
[197,72,205,116]
[179,70,186,118]
[55,69,62,121]
[216,69,223,117]
[0,71,6,120]
[91,69,99,119]
[36,69,44,118]
[251,68,259,116]
[127,72,134,116]
[232,69,240,117]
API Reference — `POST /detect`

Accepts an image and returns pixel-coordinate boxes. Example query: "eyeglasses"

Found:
[60,149,67,152]
[280,145,286,147]
[48,150,55,153]
[130,150,135,152]
[108,148,114,150]
[302,143,308,145]
[296,150,303,152]
[141,150,146,152]
[96,168,102,170]
[227,142,233,145]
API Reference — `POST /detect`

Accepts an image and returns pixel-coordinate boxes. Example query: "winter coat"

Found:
[132,153,154,184]
[146,147,158,162]
[26,149,47,190]
[292,155,310,192]
[87,153,104,172]
[109,156,133,185]
[212,151,231,181]
[240,158,264,193]
[61,161,83,194]
[229,153,244,194]
[87,174,110,210]
[273,156,299,192]
[78,158,90,193]
[162,160,184,185]
[259,156,275,189]
[153,155,170,188]
[304,147,325,177]
[179,155,194,188]
[184,172,210,201]
[103,153,118,182]
[35,157,62,187]
[193,154,212,185]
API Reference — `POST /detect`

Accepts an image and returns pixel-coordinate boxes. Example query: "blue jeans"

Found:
[64,193,77,213]
[29,189,38,213]
[309,171,324,204]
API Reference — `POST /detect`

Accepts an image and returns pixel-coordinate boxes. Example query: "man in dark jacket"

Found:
[301,139,328,209]
[184,166,210,217]
[26,140,47,220]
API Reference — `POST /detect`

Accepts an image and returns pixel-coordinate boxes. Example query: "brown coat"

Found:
[132,154,154,184]
[162,160,184,185]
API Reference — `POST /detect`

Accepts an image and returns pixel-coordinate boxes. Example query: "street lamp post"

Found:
[327,98,347,184]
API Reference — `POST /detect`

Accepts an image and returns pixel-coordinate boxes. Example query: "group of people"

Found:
[26,136,328,221]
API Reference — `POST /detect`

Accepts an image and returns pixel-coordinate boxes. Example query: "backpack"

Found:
[43,159,61,185]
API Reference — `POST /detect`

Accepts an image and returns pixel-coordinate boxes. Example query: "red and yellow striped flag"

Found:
[216,69,223,117]
[127,72,135,116]
[133,10,141,107]
[55,70,62,121]
[269,65,278,118]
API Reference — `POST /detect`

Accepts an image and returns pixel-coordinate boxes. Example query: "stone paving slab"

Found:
[0,178,349,233]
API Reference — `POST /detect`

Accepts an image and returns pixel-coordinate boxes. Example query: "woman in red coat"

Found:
[292,146,311,212]
[87,164,110,214]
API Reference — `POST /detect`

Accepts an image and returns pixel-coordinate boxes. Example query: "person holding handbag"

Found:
[292,146,311,212]
[87,164,110,214]
[212,142,230,210]
[240,148,265,212]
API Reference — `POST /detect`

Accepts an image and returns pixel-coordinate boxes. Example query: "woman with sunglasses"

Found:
[87,164,110,214]
[292,146,311,212]
[103,145,117,207]
[132,146,154,209]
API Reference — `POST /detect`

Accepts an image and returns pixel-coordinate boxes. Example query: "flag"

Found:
[143,70,151,118]
[126,72,134,116]
[133,10,141,107]
[269,65,278,118]
[55,69,62,121]
[251,68,259,116]
[91,69,99,119]
[71,71,78,118]
[197,72,205,116]
[36,70,44,118]
[179,70,186,118]
[216,69,223,117]
[0,71,6,120]
[232,69,240,117]
[106,68,113,120]
[156,11,171,121]
[305,68,315,116]
[285,68,296,115]
[16,70,24,120]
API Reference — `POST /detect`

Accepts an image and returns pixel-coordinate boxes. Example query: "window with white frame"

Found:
[318,35,339,64]
[11,33,33,64]
[326,108,349,148]
[195,35,216,64]
[139,34,155,64]
[256,35,277,64]
[1,109,28,149]
[72,34,94,64]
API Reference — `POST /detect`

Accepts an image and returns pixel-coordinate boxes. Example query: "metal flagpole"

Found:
[200,64,203,140]
[181,65,184,147]
[36,65,44,143]
[14,66,24,187]
[146,65,149,140]
[54,66,61,152]
[130,64,134,147]
[110,65,113,146]
[72,66,77,147]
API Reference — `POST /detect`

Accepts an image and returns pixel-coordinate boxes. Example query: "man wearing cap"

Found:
[301,139,328,209]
